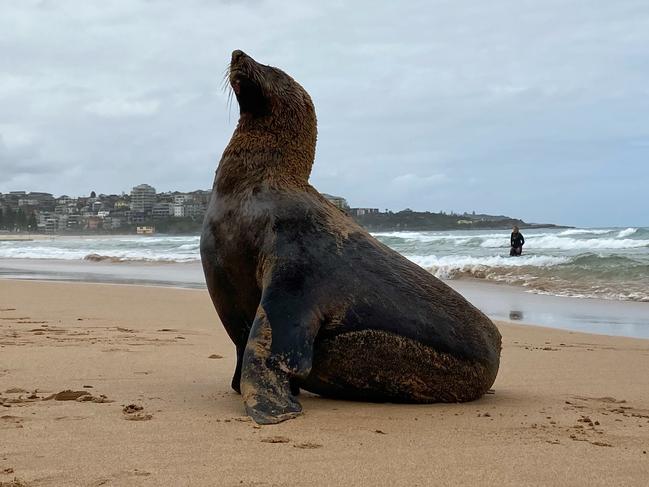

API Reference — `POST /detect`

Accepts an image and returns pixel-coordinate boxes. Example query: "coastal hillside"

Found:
[350,209,565,232]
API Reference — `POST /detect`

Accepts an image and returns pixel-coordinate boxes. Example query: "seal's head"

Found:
[226,51,317,186]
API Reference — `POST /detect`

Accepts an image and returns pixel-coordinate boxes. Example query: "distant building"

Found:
[322,193,348,210]
[184,204,205,219]
[130,212,147,224]
[152,203,173,219]
[173,204,185,218]
[130,184,156,215]
[349,208,379,216]
[174,194,192,205]
[66,215,82,230]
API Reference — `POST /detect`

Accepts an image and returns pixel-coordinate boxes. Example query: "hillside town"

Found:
[0,185,213,234]
[0,185,557,234]
[0,186,382,234]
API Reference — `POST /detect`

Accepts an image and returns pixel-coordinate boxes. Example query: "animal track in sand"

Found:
[0,477,30,487]
[260,436,291,444]
[122,404,153,421]
[0,415,24,429]
[294,442,323,449]
[91,469,151,486]
[1,320,194,349]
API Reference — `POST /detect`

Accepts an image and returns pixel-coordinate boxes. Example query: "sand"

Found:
[1,280,648,486]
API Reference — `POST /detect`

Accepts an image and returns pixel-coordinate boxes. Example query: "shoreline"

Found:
[1,257,648,339]
[1,279,648,486]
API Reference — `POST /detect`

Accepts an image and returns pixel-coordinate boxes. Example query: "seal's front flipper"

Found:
[240,283,320,424]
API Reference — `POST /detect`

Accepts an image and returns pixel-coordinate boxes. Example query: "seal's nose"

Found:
[231,50,246,63]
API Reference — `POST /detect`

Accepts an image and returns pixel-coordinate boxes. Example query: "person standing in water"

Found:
[510,226,525,256]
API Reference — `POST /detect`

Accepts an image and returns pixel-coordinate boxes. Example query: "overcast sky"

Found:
[1,1,648,226]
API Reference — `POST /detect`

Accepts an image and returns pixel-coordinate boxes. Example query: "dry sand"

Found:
[1,280,648,486]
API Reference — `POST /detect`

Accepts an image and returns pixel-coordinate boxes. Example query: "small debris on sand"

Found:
[591,441,612,447]
[122,404,143,414]
[0,478,29,487]
[77,394,113,403]
[208,354,223,359]
[122,404,152,421]
[260,436,290,444]
[4,388,28,394]
[374,429,386,435]
[294,442,322,449]
[43,390,90,401]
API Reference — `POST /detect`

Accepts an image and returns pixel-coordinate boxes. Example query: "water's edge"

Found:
[1,258,648,340]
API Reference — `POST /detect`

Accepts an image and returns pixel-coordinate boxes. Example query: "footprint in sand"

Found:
[260,436,291,444]
[0,415,24,428]
[0,477,29,487]
[294,442,323,449]
[122,404,153,421]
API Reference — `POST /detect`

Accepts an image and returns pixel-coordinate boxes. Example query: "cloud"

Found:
[84,98,160,118]
[0,0,648,226]
[392,173,448,188]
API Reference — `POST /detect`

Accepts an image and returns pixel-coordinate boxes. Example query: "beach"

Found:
[2,280,648,486]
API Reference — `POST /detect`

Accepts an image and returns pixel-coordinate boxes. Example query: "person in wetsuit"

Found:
[510,226,525,256]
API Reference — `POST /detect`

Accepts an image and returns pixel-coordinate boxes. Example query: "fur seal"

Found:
[201,50,501,424]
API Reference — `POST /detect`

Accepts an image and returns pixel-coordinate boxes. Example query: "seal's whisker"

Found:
[227,86,234,124]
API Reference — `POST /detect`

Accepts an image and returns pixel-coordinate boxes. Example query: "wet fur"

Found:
[201,51,501,424]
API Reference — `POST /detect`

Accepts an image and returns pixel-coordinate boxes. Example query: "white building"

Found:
[130,184,156,215]
[173,204,185,217]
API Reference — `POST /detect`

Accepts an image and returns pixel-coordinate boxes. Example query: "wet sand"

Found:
[1,280,649,486]
[2,257,648,339]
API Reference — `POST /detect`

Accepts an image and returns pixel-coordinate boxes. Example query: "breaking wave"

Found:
[1,227,648,302]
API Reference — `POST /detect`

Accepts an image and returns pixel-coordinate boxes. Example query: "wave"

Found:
[617,227,637,238]
[406,254,570,279]
[1,230,647,303]
[374,229,649,251]
[82,253,196,263]
[405,251,649,302]
[480,235,649,250]
[0,240,201,263]
[557,229,611,236]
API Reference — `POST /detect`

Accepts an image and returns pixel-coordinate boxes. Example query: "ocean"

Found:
[1,227,648,303]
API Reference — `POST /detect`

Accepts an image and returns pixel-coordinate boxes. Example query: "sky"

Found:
[1,0,648,227]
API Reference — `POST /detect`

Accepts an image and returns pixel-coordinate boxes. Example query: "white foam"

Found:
[557,228,611,236]
[405,254,570,279]
[480,235,649,250]
[0,236,201,262]
[617,227,637,238]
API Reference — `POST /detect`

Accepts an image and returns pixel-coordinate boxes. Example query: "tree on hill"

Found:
[27,212,38,231]
[15,208,27,230]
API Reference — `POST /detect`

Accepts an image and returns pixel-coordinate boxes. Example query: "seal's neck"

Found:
[215,113,317,194]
